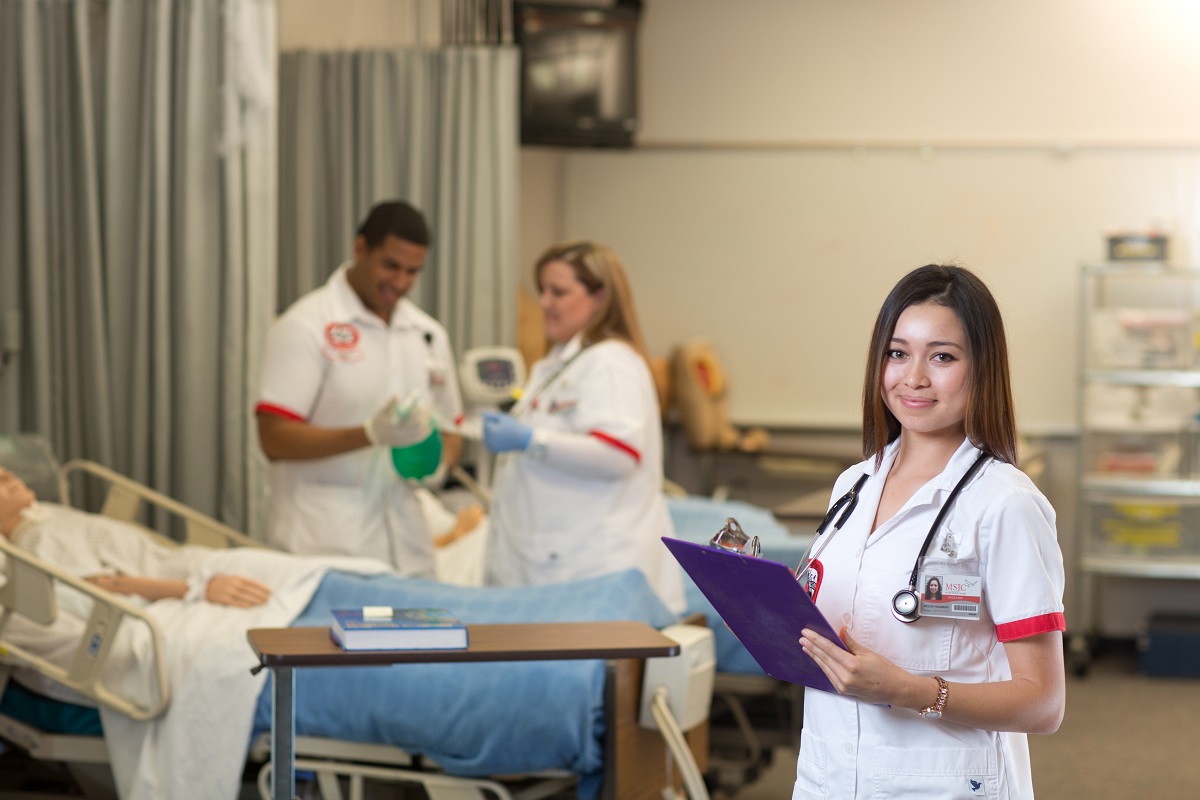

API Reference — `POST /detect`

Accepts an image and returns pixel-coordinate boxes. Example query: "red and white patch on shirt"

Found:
[323,322,363,363]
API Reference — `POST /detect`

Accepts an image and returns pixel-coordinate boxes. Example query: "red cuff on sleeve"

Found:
[589,430,641,463]
[996,612,1066,642]
[254,402,306,422]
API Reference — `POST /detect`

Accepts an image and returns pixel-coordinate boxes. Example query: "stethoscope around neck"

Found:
[796,450,990,624]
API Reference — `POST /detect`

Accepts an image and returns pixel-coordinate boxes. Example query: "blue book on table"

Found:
[330,607,469,651]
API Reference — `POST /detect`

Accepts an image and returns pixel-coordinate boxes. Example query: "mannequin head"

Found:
[0,469,36,538]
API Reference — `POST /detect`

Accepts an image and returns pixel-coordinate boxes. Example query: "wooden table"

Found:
[247,621,681,800]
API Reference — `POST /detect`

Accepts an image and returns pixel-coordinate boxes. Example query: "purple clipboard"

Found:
[662,536,848,693]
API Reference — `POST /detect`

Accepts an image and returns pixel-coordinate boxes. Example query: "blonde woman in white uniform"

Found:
[480,242,685,615]
[795,265,1066,799]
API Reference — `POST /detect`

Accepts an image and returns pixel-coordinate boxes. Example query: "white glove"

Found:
[364,392,433,448]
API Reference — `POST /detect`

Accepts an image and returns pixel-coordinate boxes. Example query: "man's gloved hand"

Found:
[364,391,433,448]
[481,411,533,453]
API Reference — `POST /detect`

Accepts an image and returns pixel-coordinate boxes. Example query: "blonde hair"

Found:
[534,241,650,360]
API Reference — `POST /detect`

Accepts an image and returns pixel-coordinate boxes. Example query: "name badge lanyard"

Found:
[890,451,989,623]
[797,450,990,624]
[510,343,589,420]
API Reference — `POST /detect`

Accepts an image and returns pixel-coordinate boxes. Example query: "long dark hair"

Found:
[861,264,1019,466]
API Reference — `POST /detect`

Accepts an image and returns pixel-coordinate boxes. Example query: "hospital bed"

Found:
[0,434,710,800]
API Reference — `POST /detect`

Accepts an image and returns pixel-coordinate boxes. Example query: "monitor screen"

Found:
[515,2,640,148]
[476,358,516,387]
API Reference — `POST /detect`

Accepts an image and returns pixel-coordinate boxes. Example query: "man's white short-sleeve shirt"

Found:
[256,264,462,574]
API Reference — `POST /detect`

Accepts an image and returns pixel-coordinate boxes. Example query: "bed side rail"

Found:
[59,459,264,550]
[0,536,170,721]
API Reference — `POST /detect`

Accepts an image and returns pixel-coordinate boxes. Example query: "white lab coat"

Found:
[485,335,686,614]
[793,438,1065,800]
[256,264,463,576]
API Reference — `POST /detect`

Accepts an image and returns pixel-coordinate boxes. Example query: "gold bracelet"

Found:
[918,675,949,720]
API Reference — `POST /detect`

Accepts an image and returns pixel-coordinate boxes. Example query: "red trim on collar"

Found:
[254,402,306,422]
[589,430,641,463]
[996,612,1065,642]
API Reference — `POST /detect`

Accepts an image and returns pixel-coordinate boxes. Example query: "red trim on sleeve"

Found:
[589,430,641,463]
[996,612,1066,642]
[254,402,306,422]
[454,413,465,426]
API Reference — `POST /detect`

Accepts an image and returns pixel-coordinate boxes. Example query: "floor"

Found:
[712,747,794,800]
[710,639,1200,800]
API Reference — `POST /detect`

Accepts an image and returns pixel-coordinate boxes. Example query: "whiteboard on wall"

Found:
[561,147,1200,432]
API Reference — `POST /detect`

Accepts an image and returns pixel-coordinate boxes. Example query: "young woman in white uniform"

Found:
[479,242,686,615]
[795,265,1066,799]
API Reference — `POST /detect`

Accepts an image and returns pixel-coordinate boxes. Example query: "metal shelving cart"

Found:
[1071,263,1200,674]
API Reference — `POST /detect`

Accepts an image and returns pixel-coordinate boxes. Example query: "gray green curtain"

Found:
[277,45,520,352]
[0,0,276,533]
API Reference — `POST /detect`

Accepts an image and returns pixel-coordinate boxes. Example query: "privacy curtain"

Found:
[0,0,277,532]
[277,45,520,352]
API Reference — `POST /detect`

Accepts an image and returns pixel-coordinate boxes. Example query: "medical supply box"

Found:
[1137,613,1200,679]
[1106,233,1168,262]
[639,623,716,732]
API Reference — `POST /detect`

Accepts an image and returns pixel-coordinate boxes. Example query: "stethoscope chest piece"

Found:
[808,451,991,625]
[891,588,921,623]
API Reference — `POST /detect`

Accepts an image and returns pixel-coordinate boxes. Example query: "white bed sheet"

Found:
[7,542,388,800]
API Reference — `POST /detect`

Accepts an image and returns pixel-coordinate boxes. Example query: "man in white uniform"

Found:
[255,201,464,576]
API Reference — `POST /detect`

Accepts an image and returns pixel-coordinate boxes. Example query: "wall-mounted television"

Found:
[513,1,642,148]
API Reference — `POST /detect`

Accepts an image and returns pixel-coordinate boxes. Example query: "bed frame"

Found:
[0,453,708,800]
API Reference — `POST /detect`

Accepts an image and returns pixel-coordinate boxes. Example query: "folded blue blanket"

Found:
[252,568,676,794]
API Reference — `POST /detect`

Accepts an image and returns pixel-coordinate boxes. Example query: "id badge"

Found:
[918,559,983,620]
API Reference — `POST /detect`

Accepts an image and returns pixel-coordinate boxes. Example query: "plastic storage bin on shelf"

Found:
[1085,496,1200,559]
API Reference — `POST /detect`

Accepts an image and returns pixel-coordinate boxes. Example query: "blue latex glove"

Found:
[481,411,533,453]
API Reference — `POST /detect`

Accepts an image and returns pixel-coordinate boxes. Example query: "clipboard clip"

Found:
[708,517,760,558]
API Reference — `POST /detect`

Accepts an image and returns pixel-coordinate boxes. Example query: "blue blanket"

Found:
[252,568,676,792]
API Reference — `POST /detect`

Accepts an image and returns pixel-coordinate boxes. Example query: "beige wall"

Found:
[637,0,1200,144]
[517,147,565,291]
[278,0,439,50]
[534,0,1200,431]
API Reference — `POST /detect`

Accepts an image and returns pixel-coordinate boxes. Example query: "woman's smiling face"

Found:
[882,301,971,443]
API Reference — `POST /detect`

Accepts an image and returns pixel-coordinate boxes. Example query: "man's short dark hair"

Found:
[357,201,431,249]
